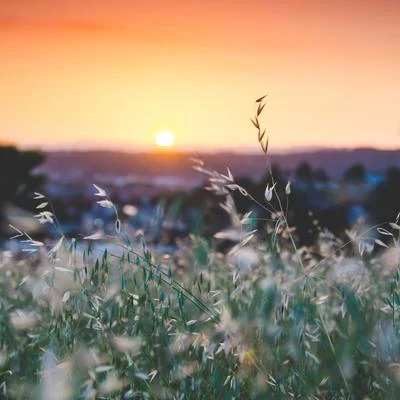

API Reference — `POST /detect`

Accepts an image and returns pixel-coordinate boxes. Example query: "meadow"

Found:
[1,99,400,400]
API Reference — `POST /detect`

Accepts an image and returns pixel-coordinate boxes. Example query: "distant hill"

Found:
[38,148,400,183]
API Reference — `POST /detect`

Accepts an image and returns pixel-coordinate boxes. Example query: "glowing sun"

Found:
[155,131,175,147]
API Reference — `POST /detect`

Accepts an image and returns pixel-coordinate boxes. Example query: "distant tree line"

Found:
[228,162,400,245]
[0,145,46,236]
[166,161,399,246]
[1,144,399,249]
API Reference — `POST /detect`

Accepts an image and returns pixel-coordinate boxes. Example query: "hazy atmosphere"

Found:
[1,0,400,151]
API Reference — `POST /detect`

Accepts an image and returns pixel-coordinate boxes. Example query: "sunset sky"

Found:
[1,0,399,152]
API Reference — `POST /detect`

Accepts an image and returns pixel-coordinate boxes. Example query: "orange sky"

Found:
[0,0,399,152]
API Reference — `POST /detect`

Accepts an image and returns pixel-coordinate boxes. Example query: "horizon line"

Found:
[22,145,400,155]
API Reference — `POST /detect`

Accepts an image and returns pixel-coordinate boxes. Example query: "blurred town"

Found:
[1,145,400,254]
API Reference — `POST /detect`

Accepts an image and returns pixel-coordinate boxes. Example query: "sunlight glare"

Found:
[155,131,175,147]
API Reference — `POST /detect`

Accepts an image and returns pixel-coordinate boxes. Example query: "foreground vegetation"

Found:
[1,99,400,399]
